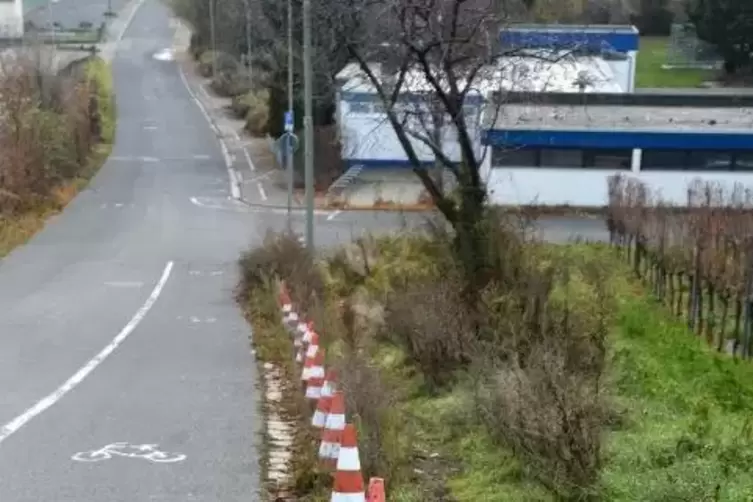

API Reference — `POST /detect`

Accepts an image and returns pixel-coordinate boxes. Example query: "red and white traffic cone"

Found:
[303,320,316,345]
[331,424,365,502]
[321,369,337,399]
[305,375,324,400]
[301,333,321,381]
[304,349,325,386]
[319,390,346,468]
[312,394,331,429]
[367,478,386,502]
[294,321,310,363]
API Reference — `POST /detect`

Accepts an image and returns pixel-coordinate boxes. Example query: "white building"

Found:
[332,25,753,207]
[0,0,24,40]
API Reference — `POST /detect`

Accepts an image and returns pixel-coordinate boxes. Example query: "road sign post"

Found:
[284,112,295,231]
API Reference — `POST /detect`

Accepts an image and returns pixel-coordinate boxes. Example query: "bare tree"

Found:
[343,0,520,292]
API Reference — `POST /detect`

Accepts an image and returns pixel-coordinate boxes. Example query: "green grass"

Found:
[603,269,753,500]
[636,36,715,88]
[382,244,753,500]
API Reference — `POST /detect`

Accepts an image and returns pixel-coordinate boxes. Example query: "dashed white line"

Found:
[257,182,268,201]
[0,262,174,446]
[243,148,255,172]
[327,210,342,221]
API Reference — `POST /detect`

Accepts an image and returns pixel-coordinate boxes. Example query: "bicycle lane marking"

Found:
[72,442,186,463]
[0,261,174,446]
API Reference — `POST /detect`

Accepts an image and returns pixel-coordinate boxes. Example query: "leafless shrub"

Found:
[473,254,613,499]
[384,271,476,390]
[0,49,96,215]
[236,230,324,314]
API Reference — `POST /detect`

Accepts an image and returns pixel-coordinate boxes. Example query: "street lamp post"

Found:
[302,0,314,250]
[242,0,252,72]
[208,0,217,78]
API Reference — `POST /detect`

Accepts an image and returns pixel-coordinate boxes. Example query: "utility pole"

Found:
[302,0,314,250]
[209,0,217,79]
[242,0,252,72]
[286,0,294,232]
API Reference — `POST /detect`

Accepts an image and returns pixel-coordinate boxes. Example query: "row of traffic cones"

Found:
[278,281,386,502]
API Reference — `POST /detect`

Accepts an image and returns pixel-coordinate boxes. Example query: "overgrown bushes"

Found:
[0,54,112,217]
[239,211,619,500]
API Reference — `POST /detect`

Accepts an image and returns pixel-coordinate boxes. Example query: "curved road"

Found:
[0,1,261,501]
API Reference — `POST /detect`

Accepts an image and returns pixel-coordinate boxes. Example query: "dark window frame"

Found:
[540,147,586,168]
[492,146,632,170]
[640,149,691,171]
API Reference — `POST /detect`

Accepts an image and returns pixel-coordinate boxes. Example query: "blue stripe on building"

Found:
[500,27,639,53]
[483,129,753,150]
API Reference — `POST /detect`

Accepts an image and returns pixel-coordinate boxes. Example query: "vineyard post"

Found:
[742,247,753,358]
[688,241,702,331]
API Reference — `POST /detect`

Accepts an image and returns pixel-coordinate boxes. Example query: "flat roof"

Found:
[489,103,753,132]
[503,24,638,34]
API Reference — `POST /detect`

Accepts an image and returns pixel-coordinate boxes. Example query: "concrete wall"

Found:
[0,0,24,39]
[481,158,753,206]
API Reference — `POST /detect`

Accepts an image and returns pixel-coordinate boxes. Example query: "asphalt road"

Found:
[0,2,261,501]
[232,196,610,248]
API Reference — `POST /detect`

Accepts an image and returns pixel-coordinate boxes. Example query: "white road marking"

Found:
[115,203,124,208]
[243,148,255,171]
[231,128,240,141]
[115,0,147,43]
[177,64,241,200]
[189,195,333,216]
[72,442,186,463]
[257,182,268,201]
[245,171,272,183]
[152,48,175,61]
[104,281,144,288]
[0,262,174,446]
[327,210,342,221]
[143,125,158,131]
[110,156,160,162]
[192,154,211,160]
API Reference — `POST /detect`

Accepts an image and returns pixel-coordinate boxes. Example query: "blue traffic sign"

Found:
[284,111,294,132]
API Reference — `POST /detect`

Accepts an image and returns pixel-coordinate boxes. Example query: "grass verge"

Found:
[636,36,715,88]
[238,231,753,501]
[0,56,115,258]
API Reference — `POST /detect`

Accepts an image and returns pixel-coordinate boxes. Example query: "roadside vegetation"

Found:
[237,205,753,500]
[0,54,115,257]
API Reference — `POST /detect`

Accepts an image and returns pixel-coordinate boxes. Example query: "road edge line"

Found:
[176,53,242,200]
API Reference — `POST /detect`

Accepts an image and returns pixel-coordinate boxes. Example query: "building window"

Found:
[641,149,690,171]
[540,148,584,168]
[584,149,632,169]
[348,102,371,114]
[492,147,538,167]
[735,153,753,171]
[687,150,733,170]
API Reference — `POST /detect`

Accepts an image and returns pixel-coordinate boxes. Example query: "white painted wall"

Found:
[481,157,753,206]
[340,102,482,164]
[0,0,24,39]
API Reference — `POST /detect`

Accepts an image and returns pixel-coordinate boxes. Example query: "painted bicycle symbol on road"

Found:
[72,442,186,463]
